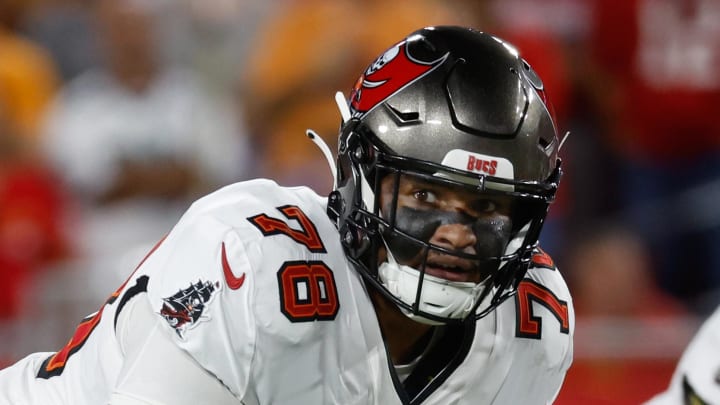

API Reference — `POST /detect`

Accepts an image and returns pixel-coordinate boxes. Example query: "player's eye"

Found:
[413,189,438,204]
[474,199,498,213]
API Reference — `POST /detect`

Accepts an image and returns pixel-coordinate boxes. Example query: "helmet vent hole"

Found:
[521,60,544,90]
[385,104,421,125]
[538,137,551,149]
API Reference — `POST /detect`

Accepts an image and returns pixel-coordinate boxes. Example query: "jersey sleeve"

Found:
[136,199,262,401]
[124,179,348,404]
[534,262,575,402]
[112,285,241,405]
[504,251,575,404]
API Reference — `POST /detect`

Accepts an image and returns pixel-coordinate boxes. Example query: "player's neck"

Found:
[369,290,435,365]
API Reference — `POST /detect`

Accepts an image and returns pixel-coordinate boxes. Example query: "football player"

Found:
[0,26,573,404]
[644,307,720,405]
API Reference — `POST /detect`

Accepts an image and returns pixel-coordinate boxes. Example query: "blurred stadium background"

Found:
[1,0,719,403]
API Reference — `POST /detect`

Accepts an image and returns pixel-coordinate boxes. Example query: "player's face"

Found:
[379,174,514,283]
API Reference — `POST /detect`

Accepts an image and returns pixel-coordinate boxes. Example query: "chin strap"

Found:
[379,237,483,325]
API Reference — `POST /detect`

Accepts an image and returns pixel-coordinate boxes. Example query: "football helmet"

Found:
[327,26,562,324]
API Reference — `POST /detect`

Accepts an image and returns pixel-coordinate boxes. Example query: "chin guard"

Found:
[378,257,484,325]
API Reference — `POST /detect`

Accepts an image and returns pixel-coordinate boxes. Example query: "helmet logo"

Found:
[467,155,498,176]
[441,149,515,180]
[349,42,447,116]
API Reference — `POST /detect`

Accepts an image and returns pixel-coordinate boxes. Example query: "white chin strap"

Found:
[378,248,486,325]
[378,221,532,325]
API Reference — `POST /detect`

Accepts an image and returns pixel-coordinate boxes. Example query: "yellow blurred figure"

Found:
[0,0,59,148]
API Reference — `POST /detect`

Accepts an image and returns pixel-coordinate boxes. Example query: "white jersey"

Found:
[644,307,720,405]
[0,179,574,404]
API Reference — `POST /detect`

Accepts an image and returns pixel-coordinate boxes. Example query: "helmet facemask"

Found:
[329,128,560,324]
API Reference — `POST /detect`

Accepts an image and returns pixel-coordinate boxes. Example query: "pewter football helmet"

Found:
[328,26,562,324]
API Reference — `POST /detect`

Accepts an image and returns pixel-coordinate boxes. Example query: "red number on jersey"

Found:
[36,304,110,378]
[531,247,555,270]
[36,237,165,378]
[277,261,339,322]
[248,205,326,253]
[515,279,570,339]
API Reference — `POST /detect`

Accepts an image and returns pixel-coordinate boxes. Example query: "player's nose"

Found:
[431,223,477,252]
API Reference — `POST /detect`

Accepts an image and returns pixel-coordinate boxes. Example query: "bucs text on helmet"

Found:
[327,26,562,324]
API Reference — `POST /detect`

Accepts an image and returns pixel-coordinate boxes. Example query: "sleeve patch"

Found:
[159,279,221,338]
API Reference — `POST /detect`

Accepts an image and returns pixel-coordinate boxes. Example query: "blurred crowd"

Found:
[1,0,718,403]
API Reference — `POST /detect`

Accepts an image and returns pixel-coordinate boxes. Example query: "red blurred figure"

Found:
[0,0,68,320]
[587,0,720,314]
[591,0,720,160]
[0,162,70,318]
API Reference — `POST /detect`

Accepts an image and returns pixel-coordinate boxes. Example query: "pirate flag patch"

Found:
[160,279,219,338]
